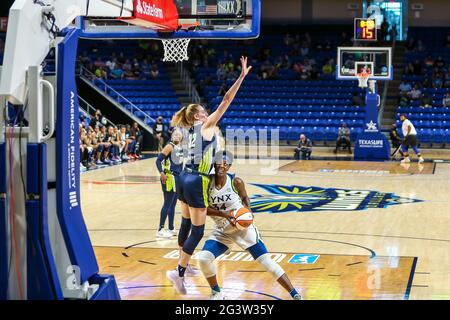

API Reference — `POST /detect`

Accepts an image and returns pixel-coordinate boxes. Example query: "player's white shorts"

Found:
[206,225,263,252]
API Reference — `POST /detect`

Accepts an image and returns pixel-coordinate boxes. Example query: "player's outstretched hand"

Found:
[240,56,252,78]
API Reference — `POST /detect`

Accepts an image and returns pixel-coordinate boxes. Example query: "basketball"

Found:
[232,207,254,230]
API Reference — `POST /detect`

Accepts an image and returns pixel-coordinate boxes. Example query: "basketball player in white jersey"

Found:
[196,152,302,300]
[399,114,424,163]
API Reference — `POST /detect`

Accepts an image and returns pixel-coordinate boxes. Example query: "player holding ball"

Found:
[196,151,302,300]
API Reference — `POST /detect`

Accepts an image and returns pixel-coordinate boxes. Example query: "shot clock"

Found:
[354,18,377,41]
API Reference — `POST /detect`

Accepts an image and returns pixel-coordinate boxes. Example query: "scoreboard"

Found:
[354,18,377,41]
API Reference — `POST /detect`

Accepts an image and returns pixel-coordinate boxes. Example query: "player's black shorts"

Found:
[403,135,418,148]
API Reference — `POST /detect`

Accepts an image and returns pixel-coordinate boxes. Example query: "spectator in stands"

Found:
[96,125,112,164]
[322,59,334,75]
[443,93,450,108]
[294,134,312,160]
[412,59,423,75]
[444,73,450,88]
[406,37,417,51]
[130,122,143,157]
[390,124,403,154]
[109,126,122,163]
[284,34,293,47]
[433,76,443,89]
[416,40,426,52]
[218,82,227,96]
[153,116,166,151]
[300,41,310,56]
[110,63,124,79]
[389,24,398,42]
[95,66,108,79]
[420,93,432,108]
[404,62,414,76]
[90,109,105,129]
[216,63,226,81]
[334,123,352,154]
[399,81,412,93]
[310,65,320,80]
[83,128,98,169]
[424,55,434,68]
[106,57,117,72]
[150,64,159,79]
[422,76,432,89]
[80,127,89,171]
[276,54,292,70]
[380,18,389,42]
[123,66,136,80]
[434,56,445,69]
[399,94,410,107]
[340,31,351,46]
[408,85,422,101]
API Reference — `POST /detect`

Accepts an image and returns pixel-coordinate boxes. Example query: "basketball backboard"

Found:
[77,0,260,39]
[336,47,392,80]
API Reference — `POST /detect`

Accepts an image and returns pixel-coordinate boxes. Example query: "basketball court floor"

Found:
[81,155,450,300]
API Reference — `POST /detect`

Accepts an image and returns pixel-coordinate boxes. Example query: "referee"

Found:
[399,114,424,163]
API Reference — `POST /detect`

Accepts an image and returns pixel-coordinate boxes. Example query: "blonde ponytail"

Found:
[171,104,202,128]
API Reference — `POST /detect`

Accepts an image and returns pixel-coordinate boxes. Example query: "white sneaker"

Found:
[185,264,201,277]
[166,269,187,295]
[156,229,172,239]
[400,157,411,163]
[122,154,130,161]
[210,291,226,300]
[418,156,424,163]
[168,229,178,237]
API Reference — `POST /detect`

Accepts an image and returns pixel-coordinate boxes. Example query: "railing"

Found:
[178,63,201,104]
[78,96,115,127]
[78,66,156,125]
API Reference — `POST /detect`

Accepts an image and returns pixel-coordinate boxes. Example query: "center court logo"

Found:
[249,183,422,213]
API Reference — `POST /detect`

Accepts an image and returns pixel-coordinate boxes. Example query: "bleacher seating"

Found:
[192,33,366,141]
[396,27,450,144]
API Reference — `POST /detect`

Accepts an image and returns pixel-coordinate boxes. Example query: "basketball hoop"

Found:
[161,38,191,63]
[356,71,370,88]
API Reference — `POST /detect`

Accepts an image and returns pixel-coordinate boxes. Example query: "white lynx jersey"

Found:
[208,174,243,233]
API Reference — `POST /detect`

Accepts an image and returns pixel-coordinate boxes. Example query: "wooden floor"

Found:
[81,157,450,300]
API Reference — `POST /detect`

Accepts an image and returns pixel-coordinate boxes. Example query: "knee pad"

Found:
[256,253,285,280]
[182,224,205,255]
[178,217,191,247]
[196,250,216,278]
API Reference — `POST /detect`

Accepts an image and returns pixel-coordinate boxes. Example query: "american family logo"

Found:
[68,91,78,209]
[249,183,422,213]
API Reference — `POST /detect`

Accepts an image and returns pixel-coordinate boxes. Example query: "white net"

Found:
[161,38,191,62]
[356,72,370,88]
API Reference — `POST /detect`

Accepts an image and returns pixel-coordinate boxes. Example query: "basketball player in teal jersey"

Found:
[197,152,301,300]
[166,56,252,295]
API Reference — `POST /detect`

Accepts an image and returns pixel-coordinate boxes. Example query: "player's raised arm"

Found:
[203,56,252,130]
